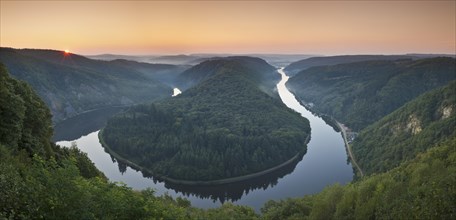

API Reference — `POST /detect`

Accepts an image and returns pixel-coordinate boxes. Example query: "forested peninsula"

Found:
[2,56,455,218]
[101,57,311,181]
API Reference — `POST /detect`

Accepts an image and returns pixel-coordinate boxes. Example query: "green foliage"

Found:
[0,144,196,219]
[287,58,456,130]
[0,48,173,122]
[261,58,456,219]
[0,63,53,157]
[200,203,259,220]
[1,57,454,219]
[261,198,313,220]
[176,56,279,97]
[352,81,456,175]
[102,58,310,181]
[261,136,456,219]
[107,59,190,86]
[0,63,258,219]
[58,144,106,179]
[284,55,417,75]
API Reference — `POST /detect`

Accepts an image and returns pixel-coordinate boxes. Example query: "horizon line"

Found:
[2,46,455,57]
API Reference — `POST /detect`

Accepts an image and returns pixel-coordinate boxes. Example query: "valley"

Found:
[54,66,353,211]
[100,57,310,182]
[1,50,455,219]
[1,1,455,218]
[287,57,456,130]
[0,48,187,122]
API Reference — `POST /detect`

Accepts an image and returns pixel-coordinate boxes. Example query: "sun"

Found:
[64,49,70,54]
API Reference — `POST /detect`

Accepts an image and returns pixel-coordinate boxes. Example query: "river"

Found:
[55,68,353,211]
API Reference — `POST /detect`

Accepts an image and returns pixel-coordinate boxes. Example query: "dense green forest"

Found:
[175,57,279,96]
[0,62,260,219]
[260,136,456,219]
[102,57,310,181]
[284,55,418,75]
[287,57,456,130]
[351,81,456,175]
[1,61,455,219]
[102,59,190,86]
[14,48,190,85]
[0,48,179,122]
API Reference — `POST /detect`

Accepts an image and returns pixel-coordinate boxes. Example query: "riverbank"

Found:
[53,105,130,125]
[290,97,340,132]
[286,92,364,177]
[336,122,364,177]
[99,129,310,186]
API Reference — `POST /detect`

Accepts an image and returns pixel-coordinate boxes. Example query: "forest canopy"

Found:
[351,81,456,175]
[102,57,310,181]
[287,57,456,130]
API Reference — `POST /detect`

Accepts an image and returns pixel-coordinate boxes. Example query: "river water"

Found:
[55,68,353,211]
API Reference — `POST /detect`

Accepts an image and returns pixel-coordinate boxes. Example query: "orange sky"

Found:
[1,1,455,55]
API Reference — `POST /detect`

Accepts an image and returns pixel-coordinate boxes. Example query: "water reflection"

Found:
[53,106,126,142]
[115,152,304,203]
[55,68,353,211]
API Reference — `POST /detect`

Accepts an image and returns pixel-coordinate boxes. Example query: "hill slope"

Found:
[102,58,310,181]
[1,59,454,219]
[261,136,456,219]
[0,63,54,157]
[352,81,456,175]
[0,63,260,219]
[102,59,190,86]
[287,57,456,130]
[176,56,279,96]
[263,80,456,217]
[0,48,173,122]
[284,55,417,75]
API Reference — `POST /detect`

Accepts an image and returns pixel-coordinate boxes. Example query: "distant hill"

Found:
[405,53,456,58]
[106,59,190,86]
[285,55,419,75]
[287,57,456,130]
[15,49,189,85]
[2,60,454,219]
[243,54,316,67]
[0,48,173,122]
[352,81,456,175]
[176,56,279,97]
[90,54,210,65]
[151,54,205,65]
[1,62,261,219]
[101,58,310,181]
[90,53,318,67]
[188,54,316,67]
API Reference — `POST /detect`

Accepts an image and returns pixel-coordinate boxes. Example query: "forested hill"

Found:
[261,136,456,219]
[260,82,456,219]
[175,56,279,96]
[102,58,310,181]
[284,55,418,75]
[106,59,190,86]
[352,81,456,175]
[0,48,175,122]
[2,62,454,218]
[0,63,261,219]
[0,63,54,158]
[287,57,456,130]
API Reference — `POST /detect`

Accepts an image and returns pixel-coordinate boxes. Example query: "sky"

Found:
[1,1,455,55]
